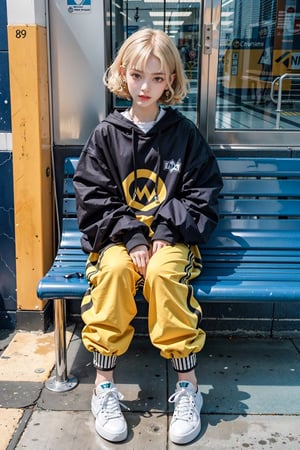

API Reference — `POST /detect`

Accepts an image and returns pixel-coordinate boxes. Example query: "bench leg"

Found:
[45,298,78,392]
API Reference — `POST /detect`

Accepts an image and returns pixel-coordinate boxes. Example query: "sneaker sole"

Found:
[169,420,201,445]
[95,421,128,443]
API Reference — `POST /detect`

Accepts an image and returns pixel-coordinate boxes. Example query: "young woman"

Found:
[73,28,223,445]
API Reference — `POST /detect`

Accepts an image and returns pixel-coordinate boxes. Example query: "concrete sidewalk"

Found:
[1,326,300,449]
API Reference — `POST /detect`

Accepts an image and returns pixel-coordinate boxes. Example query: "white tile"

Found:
[6,0,46,26]
[0,134,6,150]
[6,133,12,151]
[0,133,12,151]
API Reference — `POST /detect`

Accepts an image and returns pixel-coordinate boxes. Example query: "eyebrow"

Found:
[129,68,165,75]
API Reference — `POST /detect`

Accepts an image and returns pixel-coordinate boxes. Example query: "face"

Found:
[123,55,174,111]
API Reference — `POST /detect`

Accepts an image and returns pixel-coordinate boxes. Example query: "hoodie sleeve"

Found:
[73,128,149,253]
[151,127,223,245]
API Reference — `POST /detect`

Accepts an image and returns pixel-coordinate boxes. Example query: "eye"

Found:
[130,71,141,80]
[154,75,165,83]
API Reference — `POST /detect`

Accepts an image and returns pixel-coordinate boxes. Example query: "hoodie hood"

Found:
[102,107,184,135]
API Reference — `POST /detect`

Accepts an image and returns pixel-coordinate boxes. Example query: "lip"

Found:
[138,95,151,100]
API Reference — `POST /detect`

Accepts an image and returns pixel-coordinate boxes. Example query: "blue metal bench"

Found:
[37,156,300,391]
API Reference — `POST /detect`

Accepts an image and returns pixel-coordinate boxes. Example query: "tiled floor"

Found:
[1,327,300,449]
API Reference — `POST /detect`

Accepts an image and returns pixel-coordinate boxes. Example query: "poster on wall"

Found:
[67,0,91,14]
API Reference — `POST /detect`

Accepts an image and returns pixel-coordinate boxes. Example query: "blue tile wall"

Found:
[0,52,11,131]
[0,1,8,51]
[0,1,14,328]
[0,152,16,328]
[0,0,11,132]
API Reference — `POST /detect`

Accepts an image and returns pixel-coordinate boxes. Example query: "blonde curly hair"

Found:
[103,28,189,105]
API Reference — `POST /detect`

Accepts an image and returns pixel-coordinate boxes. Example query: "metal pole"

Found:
[54,298,67,382]
[275,72,300,129]
[276,75,284,129]
[45,299,78,392]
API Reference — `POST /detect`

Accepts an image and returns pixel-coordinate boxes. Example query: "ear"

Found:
[120,65,126,78]
[170,73,176,86]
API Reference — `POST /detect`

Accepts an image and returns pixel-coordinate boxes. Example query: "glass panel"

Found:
[109,0,201,123]
[217,0,300,130]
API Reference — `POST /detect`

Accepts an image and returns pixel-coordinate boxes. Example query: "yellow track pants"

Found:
[81,243,206,369]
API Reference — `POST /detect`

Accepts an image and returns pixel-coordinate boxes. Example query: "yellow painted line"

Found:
[0,328,74,382]
[0,408,23,450]
[281,111,300,116]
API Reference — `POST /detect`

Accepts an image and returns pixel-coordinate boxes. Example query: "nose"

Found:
[141,79,150,92]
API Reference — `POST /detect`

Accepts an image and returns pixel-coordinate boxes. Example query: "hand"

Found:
[129,245,150,278]
[152,239,171,255]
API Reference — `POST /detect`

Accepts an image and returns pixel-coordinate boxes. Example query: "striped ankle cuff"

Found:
[93,352,117,371]
[172,354,197,372]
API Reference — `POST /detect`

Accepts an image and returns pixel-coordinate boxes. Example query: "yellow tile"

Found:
[0,329,74,382]
[7,24,53,311]
[0,408,23,449]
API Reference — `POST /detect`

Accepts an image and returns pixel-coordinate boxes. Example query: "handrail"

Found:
[270,73,300,128]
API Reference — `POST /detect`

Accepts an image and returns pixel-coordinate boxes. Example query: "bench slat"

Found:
[201,267,300,279]
[46,265,300,278]
[219,199,300,217]
[37,278,87,299]
[204,259,300,265]
[38,275,300,302]
[222,179,300,197]
[62,198,300,218]
[65,178,300,197]
[195,280,300,302]
[218,157,300,176]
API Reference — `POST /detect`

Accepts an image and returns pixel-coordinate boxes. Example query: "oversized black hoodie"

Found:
[73,107,223,254]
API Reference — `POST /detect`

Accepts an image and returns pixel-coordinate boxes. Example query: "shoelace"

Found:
[97,387,129,418]
[168,388,196,421]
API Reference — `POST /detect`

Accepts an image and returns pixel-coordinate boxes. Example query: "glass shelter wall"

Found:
[206,0,300,146]
[108,0,300,147]
[218,0,300,128]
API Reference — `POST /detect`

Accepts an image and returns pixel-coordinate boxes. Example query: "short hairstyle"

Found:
[104,28,189,105]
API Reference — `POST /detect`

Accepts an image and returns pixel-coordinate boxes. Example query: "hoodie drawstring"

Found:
[132,128,138,201]
[131,127,161,205]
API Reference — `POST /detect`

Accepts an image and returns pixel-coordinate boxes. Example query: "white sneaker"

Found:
[168,381,203,444]
[91,381,128,442]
